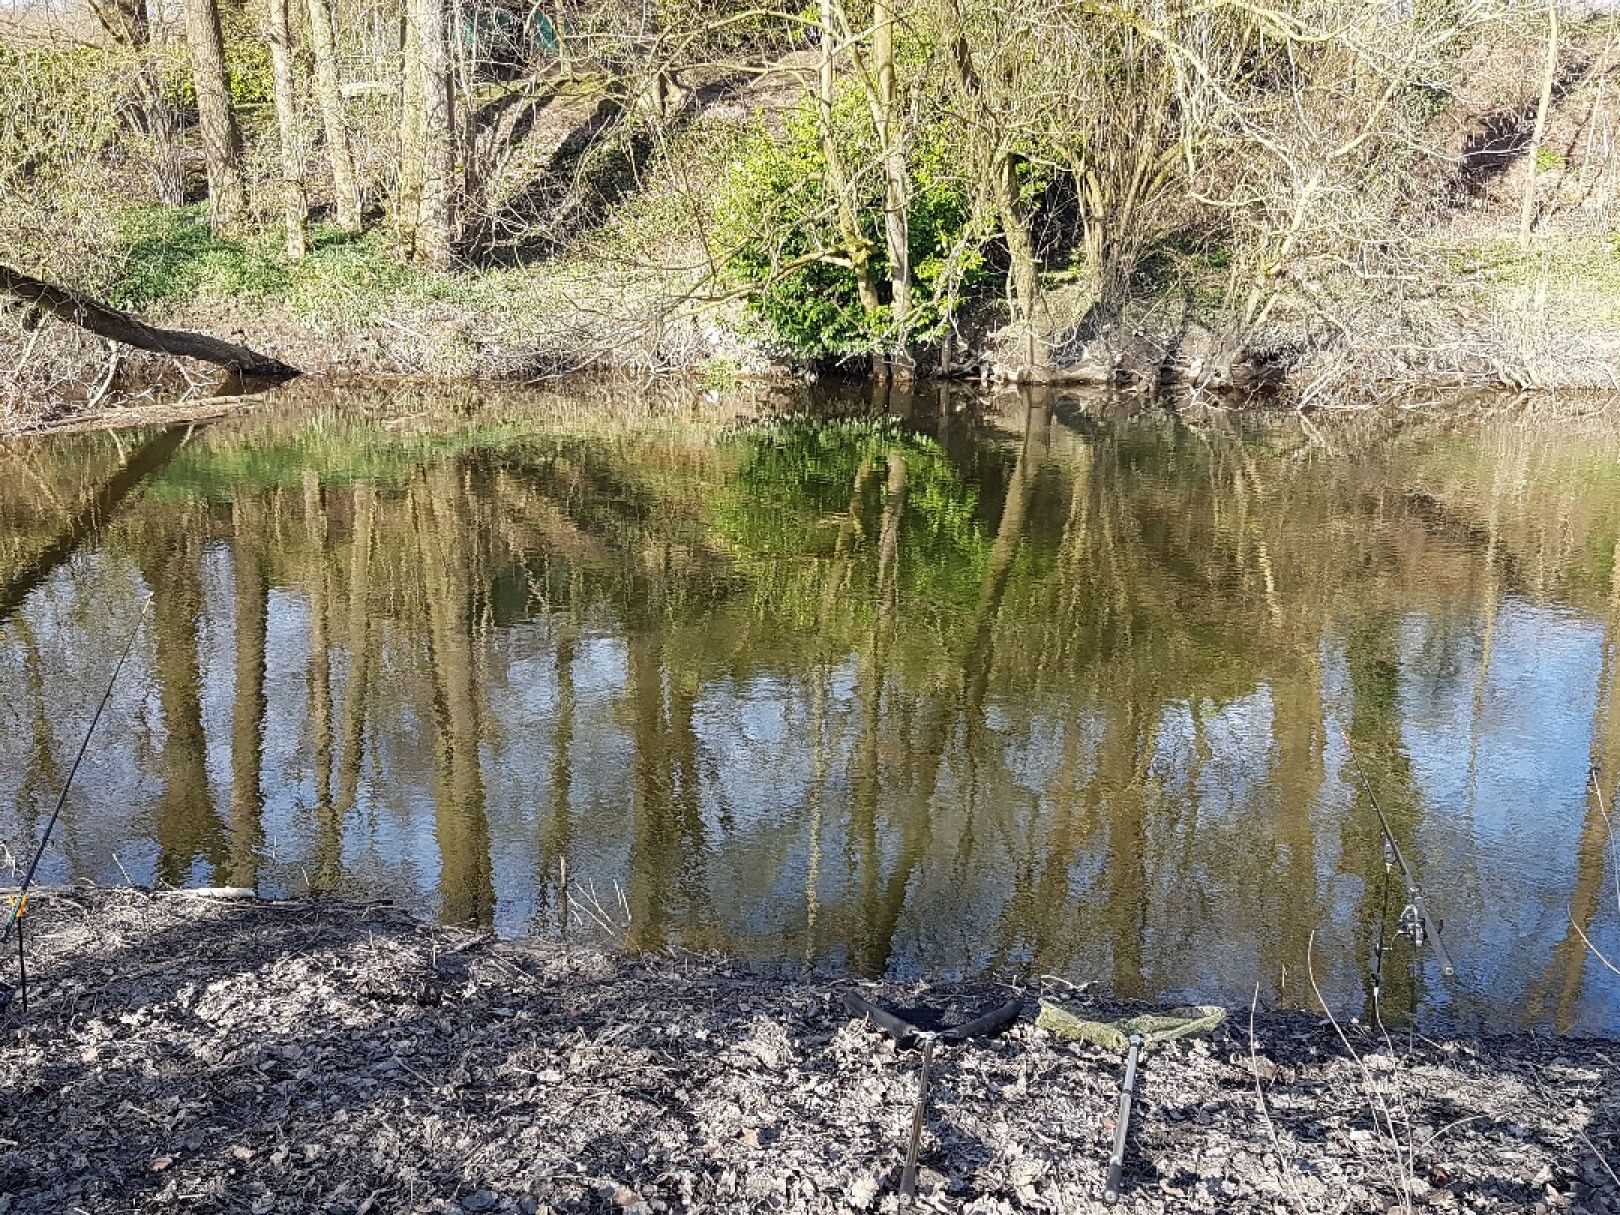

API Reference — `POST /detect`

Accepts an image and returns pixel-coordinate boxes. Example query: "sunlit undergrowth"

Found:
[1430,233,1620,326]
[110,206,455,328]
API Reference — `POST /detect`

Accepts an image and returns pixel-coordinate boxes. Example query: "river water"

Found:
[1,380,1617,1034]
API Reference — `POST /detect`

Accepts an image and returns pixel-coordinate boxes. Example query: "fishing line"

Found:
[1333,719,1457,978]
[1371,857,1392,1027]
[3,598,149,950]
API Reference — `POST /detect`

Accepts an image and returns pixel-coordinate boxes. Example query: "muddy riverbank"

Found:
[0,888,1615,1214]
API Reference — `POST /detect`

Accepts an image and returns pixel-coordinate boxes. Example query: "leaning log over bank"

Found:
[0,264,299,381]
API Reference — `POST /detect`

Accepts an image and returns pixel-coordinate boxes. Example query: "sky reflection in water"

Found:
[1,381,1617,1035]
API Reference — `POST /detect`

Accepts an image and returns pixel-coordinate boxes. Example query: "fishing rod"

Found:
[2,599,149,1011]
[1337,726,1455,978]
[1590,762,1613,820]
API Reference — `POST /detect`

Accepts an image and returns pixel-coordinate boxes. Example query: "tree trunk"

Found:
[0,264,299,379]
[100,0,183,204]
[336,483,375,817]
[538,621,576,933]
[412,0,457,267]
[995,154,1040,359]
[1519,0,1560,250]
[0,427,188,623]
[818,0,880,313]
[227,498,268,890]
[394,7,426,254]
[415,467,494,926]
[306,0,362,232]
[872,0,910,333]
[89,0,148,46]
[303,471,335,880]
[936,0,1039,361]
[138,73,187,207]
[181,0,249,234]
[267,0,309,258]
[148,537,226,886]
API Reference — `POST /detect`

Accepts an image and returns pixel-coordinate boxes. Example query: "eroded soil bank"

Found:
[0,889,1616,1215]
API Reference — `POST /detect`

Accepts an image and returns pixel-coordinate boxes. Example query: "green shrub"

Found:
[713,92,987,361]
[166,13,273,114]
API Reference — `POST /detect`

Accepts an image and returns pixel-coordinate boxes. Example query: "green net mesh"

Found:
[1035,1001,1226,1051]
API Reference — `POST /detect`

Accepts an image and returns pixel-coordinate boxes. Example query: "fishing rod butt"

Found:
[1104,1034,1143,1205]
[1103,1150,1124,1205]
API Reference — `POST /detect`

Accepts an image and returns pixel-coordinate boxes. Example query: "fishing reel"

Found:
[1396,901,1431,948]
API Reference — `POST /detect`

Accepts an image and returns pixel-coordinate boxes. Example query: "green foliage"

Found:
[0,42,170,277]
[168,12,274,114]
[0,46,126,188]
[699,356,743,391]
[714,105,870,359]
[112,206,290,309]
[149,412,534,500]
[712,416,992,616]
[1535,146,1565,173]
[751,260,875,361]
[0,45,124,149]
[109,206,443,329]
[226,39,275,112]
[1435,234,1620,325]
[713,91,987,361]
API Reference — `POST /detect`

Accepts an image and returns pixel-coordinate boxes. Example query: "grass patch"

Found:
[1428,233,1620,324]
[108,206,470,330]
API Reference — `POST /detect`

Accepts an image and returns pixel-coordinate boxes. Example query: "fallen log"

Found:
[0,263,300,381]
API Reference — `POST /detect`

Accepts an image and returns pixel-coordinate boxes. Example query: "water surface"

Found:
[2,380,1618,1034]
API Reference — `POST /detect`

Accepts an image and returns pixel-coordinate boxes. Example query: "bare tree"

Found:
[87,0,185,206]
[817,0,880,313]
[395,4,427,253]
[1521,0,1561,249]
[870,0,910,337]
[410,0,458,267]
[266,0,309,257]
[307,0,363,232]
[181,0,248,233]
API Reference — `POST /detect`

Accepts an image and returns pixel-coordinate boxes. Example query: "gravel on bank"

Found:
[0,887,1615,1215]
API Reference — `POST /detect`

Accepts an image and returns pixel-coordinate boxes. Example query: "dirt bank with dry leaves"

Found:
[0,887,1616,1214]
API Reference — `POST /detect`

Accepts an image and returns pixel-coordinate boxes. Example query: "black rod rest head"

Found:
[842,991,1023,1045]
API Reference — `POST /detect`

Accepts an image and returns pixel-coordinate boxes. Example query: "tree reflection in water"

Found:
[0,381,1617,1033]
